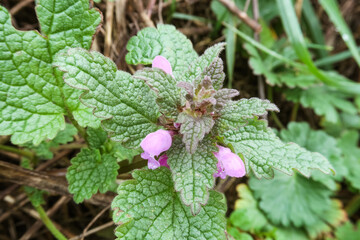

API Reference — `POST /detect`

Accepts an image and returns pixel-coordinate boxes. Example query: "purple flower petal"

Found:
[152,56,173,75]
[147,156,160,170]
[140,129,172,157]
[213,145,246,178]
[158,154,170,169]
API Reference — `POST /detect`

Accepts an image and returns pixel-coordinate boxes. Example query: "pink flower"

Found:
[140,129,172,169]
[152,56,173,75]
[213,145,246,179]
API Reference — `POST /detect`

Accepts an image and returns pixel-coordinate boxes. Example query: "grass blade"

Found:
[319,0,360,67]
[224,22,360,95]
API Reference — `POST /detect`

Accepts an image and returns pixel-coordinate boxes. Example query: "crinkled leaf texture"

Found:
[167,137,218,215]
[134,68,182,118]
[0,1,101,145]
[279,122,348,190]
[185,43,226,86]
[177,113,214,154]
[126,24,198,80]
[223,120,334,178]
[54,48,160,148]
[111,168,226,240]
[216,98,279,133]
[66,148,119,203]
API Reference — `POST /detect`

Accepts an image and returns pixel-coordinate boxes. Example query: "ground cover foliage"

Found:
[0,0,359,239]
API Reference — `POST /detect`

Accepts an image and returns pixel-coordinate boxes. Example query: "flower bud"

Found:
[140,130,172,170]
[152,56,173,75]
[140,129,172,157]
[213,145,246,178]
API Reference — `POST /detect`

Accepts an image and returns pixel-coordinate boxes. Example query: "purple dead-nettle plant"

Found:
[52,23,334,239]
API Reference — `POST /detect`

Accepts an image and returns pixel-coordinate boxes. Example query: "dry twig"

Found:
[217,0,262,32]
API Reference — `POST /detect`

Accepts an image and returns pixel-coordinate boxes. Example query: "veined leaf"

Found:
[249,171,332,228]
[279,122,348,190]
[0,1,101,145]
[111,168,226,240]
[177,113,214,154]
[54,48,160,148]
[216,98,279,133]
[167,137,218,214]
[125,24,198,80]
[134,68,182,118]
[186,42,226,86]
[223,120,334,178]
[67,148,119,203]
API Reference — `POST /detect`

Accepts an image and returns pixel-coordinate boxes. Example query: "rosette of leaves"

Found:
[54,24,334,238]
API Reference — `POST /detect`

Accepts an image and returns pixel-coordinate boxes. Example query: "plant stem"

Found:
[33,204,67,240]
[290,102,300,122]
[0,144,34,159]
[345,194,360,217]
[267,86,285,129]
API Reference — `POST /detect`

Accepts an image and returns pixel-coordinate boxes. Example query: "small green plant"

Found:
[0,0,344,239]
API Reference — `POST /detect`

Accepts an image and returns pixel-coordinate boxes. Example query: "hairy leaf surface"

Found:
[55,48,160,147]
[0,1,101,145]
[67,148,119,203]
[111,168,226,240]
[223,120,334,178]
[216,98,279,133]
[167,137,218,214]
[134,68,182,118]
[126,24,198,79]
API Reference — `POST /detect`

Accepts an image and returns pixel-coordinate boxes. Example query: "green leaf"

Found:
[186,43,226,87]
[54,48,160,148]
[86,127,108,150]
[67,148,119,203]
[24,186,45,207]
[21,123,77,159]
[227,228,254,240]
[337,131,360,190]
[167,137,218,214]
[125,24,198,79]
[319,0,360,67]
[335,221,360,240]
[111,168,226,240]
[134,68,182,118]
[286,86,357,123]
[223,120,334,178]
[305,200,345,238]
[274,227,308,240]
[249,171,333,228]
[279,122,348,190]
[110,143,141,163]
[0,1,101,145]
[216,98,279,133]
[177,113,214,154]
[244,43,319,88]
[230,184,269,233]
